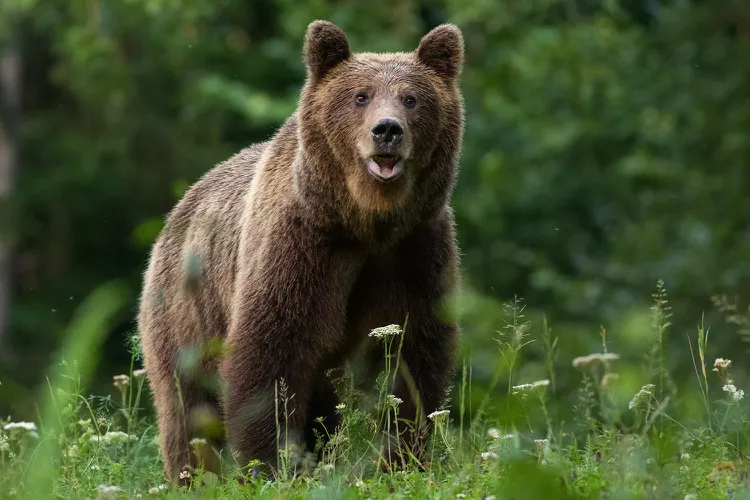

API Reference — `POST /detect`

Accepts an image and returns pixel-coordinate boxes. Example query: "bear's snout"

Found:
[371,118,404,148]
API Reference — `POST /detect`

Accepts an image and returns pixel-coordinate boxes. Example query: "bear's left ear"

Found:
[416,24,464,81]
[304,20,351,81]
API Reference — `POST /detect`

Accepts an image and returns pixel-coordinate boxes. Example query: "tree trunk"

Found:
[0,36,21,345]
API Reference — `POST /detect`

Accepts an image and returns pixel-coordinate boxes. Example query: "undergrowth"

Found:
[1,282,749,499]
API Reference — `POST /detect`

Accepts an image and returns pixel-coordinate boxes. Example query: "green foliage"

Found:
[1,288,749,499]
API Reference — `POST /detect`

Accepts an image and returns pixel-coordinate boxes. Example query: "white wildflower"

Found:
[132,368,147,379]
[511,379,550,397]
[148,485,168,495]
[572,353,620,370]
[722,384,745,401]
[3,422,37,433]
[113,374,130,390]
[178,470,191,481]
[91,431,138,446]
[368,324,402,339]
[354,479,365,488]
[487,428,501,439]
[427,409,450,422]
[680,453,691,461]
[628,384,656,410]
[534,438,549,448]
[335,403,346,410]
[456,494,466,499]
[189,437,207,447]
[91,464,100,471]
[713,358,731,372]
[386,395,403,408]
[481,451,499,461]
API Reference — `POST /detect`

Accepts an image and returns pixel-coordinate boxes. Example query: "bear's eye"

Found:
[403,96,417,108]
[355,93,370,106]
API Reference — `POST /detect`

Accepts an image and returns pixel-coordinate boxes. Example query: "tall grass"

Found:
[0,282,748,499]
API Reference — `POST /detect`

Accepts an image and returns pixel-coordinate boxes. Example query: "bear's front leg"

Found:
[220,225,360,477]
[380,216,460,469]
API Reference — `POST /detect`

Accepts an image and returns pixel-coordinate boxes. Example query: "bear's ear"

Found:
[304,20,351,81]
[416,24,464,81]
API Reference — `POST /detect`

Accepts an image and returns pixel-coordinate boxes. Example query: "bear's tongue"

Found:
[373,154,398,176]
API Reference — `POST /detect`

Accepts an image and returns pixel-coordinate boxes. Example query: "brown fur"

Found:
[138,20,465,483]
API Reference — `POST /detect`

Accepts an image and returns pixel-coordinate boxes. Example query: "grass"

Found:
[1,283,749,499]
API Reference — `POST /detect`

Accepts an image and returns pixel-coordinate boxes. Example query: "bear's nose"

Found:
[371,118,404,147]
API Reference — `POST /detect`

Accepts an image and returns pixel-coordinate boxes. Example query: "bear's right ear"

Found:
[304,20,351,81]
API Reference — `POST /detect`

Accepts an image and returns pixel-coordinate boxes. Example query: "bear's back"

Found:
[139,141,270,349]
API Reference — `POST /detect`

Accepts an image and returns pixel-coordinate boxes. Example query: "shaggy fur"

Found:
[138,20,465,483]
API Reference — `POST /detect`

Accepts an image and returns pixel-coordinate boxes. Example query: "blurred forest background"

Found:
[1,0,749,426]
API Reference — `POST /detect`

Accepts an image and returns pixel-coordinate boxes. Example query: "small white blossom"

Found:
[148,485,168,495]
[534,439,549,448]
[386,395,403,408]
[481,451,499,461]
[335,403,346,410]
[368,324,402,339]
[91,464,100,471]
[713,358,732,371]
[680,453,691,461]
[456,494,466,499]
[628,384,656,410]
[189,437,207,447]
[132,369,147,379]
[178,470,191,481]
[427,409,450,422]
[722,384,745,401]
[572,353,620,369]
[487,428,501,439]
[113,374,130,390]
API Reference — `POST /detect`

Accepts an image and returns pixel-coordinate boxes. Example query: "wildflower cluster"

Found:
[722,384,745,402]
[112,374,130,390]
[572,353,620,370]
[712,358,731,372]
[427,409,450,422]
[2,422,39,441]
[368,324,402,340]
[386,395,403,408]
[628,384,656,410]
[90,431,138,446]
[511,379,550,399]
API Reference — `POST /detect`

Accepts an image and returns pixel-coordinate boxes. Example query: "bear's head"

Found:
[298,20,464,215]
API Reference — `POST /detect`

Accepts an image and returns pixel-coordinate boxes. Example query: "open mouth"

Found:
[367,154,405,183]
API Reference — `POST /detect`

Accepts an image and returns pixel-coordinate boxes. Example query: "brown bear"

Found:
[137,19,464,483]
